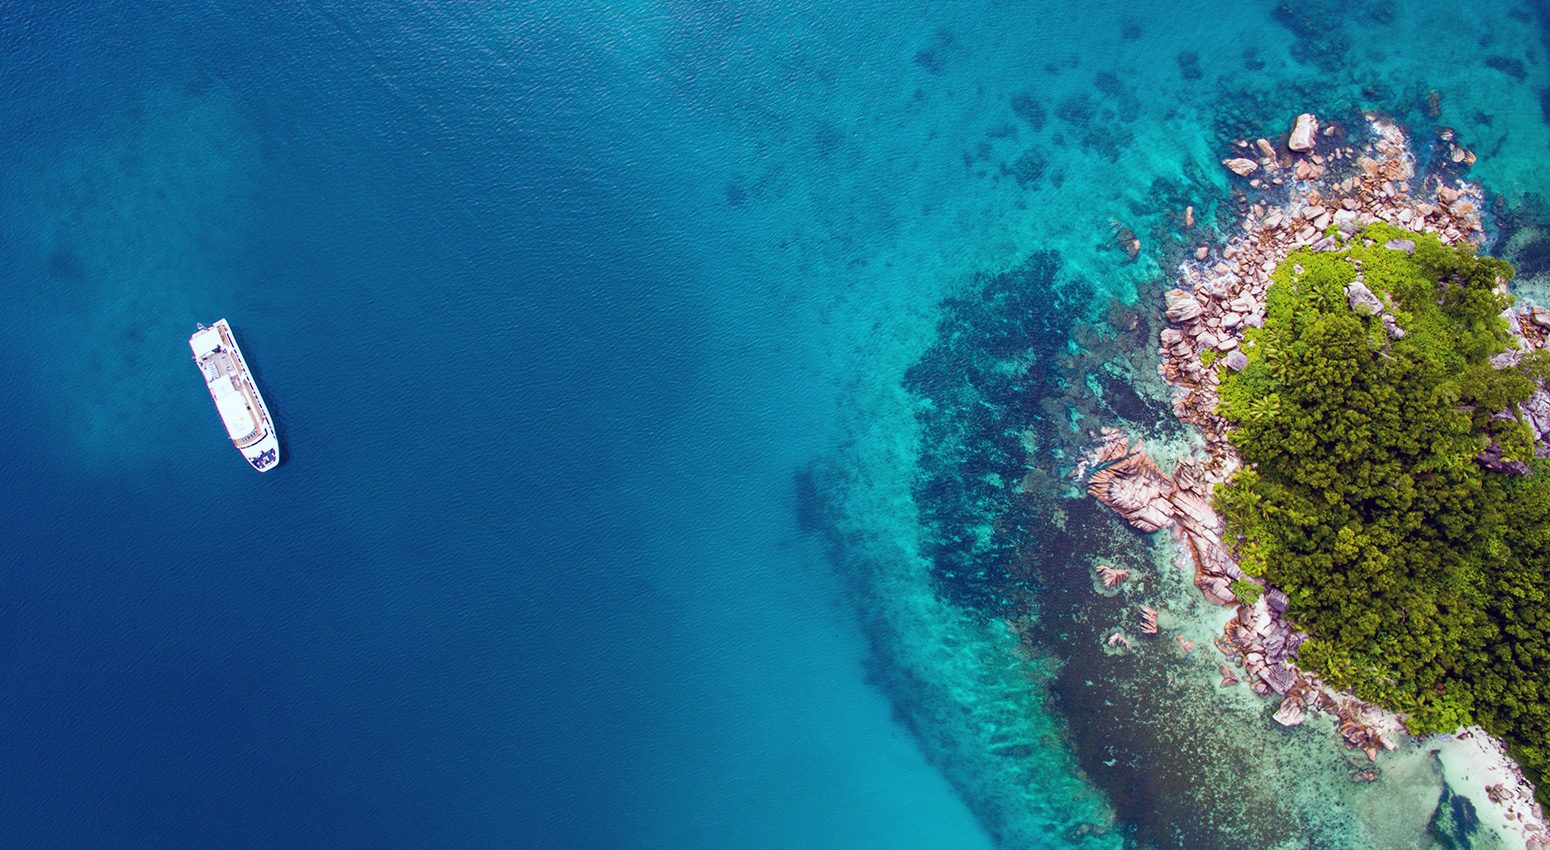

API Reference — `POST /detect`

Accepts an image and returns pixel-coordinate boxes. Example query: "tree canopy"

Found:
[1214,225,1550,798]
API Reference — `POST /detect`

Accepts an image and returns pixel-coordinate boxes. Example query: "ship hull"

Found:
[190,319,281,472]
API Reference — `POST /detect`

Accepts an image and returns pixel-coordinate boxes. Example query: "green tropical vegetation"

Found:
[1214,224,1550,799]
[1229,578,1263,606]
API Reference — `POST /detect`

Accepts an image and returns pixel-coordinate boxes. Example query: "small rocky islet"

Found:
[1081,110,1550,848]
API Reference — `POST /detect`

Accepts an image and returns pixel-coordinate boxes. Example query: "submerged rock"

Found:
[1219,663,1240,687]
[1110,220,1141,263]
[1095,564,1131,588]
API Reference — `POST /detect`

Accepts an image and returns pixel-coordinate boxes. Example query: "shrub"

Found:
[1230,578,1263,605]
[1215,226,1550,801]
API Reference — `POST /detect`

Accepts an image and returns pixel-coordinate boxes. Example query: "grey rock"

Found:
[1345,282,1384,316]
[1523,389,1550,444]
[1492,349,1522,369]
[1261,663,1297,695]
[1223,350,1249,372]
[1265,631,1287,662]
[1264,588,1289,615]
[1384,238,1416,255]
[1273,697,1306,727]
[1478,440,1531,476]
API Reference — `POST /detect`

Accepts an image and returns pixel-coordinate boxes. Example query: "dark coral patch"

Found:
[1271,0,1351,73]
[986,122,1018,140]
[903,252,1096,614]
[1487,55,1530,82]
[1093,71,1124,98]
[1056,93,1095,126]
[1010,92,1047,131]
[1178,51,1203,81]
[1002,148,1047,187]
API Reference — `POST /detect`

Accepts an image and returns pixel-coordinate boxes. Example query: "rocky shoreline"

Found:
[1080,111,1550,847]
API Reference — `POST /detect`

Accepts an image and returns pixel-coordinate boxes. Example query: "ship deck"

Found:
[197,330,269,447]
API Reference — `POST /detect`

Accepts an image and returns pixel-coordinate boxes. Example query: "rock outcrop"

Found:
[1083,430,1176,533]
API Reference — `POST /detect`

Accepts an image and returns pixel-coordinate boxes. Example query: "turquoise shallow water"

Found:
[5,1,1550,847]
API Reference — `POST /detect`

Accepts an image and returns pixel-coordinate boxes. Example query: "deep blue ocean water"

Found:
[0,4,989,847]
[8,1,1550,848]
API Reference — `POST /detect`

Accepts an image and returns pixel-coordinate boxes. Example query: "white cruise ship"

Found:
[190,319,280,471]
